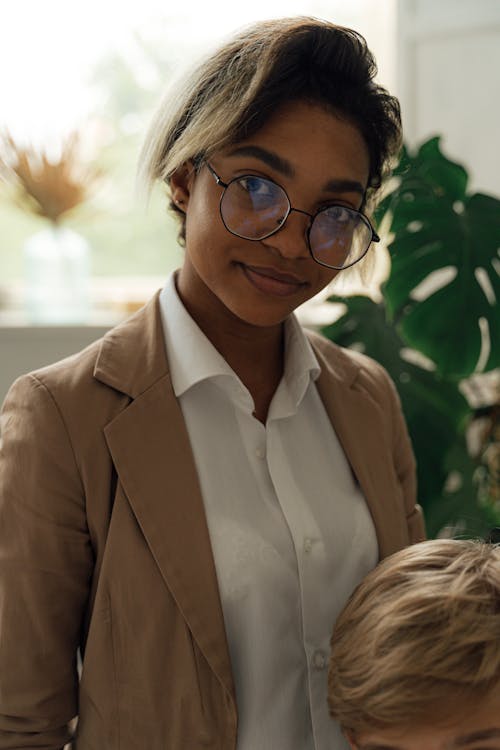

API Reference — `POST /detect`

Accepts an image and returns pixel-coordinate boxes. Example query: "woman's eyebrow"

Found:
[323,177,365,196]
[226,145,294,177]
[225,144,365,196]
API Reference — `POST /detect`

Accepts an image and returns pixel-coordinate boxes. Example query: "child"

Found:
[328,539,500,750]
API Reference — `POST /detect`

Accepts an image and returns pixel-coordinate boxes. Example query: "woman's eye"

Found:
[323,205,353,224]
[239,176,275,198]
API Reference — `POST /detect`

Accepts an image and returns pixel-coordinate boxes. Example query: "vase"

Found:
[23,225,91,324]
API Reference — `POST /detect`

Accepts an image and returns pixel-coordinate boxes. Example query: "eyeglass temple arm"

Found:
[205,162,228,188]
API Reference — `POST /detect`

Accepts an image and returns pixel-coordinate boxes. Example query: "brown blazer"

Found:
[0,292,425,750]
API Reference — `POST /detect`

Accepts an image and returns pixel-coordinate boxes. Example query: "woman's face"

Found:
[173,99,370,330]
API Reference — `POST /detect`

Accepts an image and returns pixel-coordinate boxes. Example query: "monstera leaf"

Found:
[378,137,500,378]
[423,440,500,539]
[322,139,500,537]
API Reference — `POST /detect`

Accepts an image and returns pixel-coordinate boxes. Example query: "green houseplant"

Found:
[322,137,500,537]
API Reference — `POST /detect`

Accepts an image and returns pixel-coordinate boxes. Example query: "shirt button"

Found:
[303,538,313,554]
[312,650,327,670]
[255,447,265,459]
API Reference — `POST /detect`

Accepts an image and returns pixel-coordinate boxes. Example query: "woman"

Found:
[0,17,425,750]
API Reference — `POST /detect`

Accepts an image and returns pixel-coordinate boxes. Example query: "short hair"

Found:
[139,16,402,243]
[328,540,500,736]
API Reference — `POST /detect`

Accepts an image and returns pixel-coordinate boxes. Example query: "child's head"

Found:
[328,539,500,750]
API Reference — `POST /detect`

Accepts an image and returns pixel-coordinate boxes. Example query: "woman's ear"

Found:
[345,731,358,749]
[169,161,196,211]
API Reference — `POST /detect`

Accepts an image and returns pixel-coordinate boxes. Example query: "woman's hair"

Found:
[139,16,402,243]
[328,539,500,736]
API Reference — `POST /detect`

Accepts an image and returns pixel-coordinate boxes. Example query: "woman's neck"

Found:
[176,274,286,422]
[199,314,285,423]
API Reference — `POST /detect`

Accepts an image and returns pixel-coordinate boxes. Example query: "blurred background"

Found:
[1,0,499,536]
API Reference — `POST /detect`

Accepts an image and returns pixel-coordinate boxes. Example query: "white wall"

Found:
[396,0,500,195]
[0,327,109,407]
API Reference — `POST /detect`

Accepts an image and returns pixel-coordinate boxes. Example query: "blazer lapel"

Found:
[308,333,409,559]
[94,293,234,699]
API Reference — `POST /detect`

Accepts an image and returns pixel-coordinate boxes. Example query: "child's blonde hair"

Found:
[328,539,500,736]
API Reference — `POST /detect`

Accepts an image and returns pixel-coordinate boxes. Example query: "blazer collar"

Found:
[93,293,364,400]
[94,290,168,398]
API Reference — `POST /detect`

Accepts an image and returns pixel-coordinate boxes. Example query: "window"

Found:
[0,0,396,321]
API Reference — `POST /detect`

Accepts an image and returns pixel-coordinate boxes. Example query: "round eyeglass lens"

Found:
[309,206,372,268]
[220,176,289,240]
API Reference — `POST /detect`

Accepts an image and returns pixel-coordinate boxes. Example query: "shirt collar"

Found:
[260,313,321,420]
[159,271,321,409]
[159,272,237,398]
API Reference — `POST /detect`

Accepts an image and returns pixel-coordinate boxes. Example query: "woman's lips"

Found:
[240,263,306,297]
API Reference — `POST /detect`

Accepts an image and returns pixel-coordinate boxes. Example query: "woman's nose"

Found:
[260,209,311,260]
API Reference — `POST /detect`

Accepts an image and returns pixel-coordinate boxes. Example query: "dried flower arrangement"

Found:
[0,132,100,224]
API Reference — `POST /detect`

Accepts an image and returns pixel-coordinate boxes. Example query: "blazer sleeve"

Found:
[384,370,426,544]
[0,374,93,749]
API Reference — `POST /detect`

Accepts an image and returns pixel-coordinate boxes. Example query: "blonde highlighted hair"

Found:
[328,539,500,735]
[139,16,402,244]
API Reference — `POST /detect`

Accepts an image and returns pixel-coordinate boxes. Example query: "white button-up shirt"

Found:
[159,273,378,750]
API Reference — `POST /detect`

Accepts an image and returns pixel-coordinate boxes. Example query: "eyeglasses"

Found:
[206,162,379,270]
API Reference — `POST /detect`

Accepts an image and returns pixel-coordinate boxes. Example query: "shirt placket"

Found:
[265,416,331,750]
[233,403,317,749]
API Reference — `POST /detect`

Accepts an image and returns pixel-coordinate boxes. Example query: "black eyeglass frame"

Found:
[205,162,380,271]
